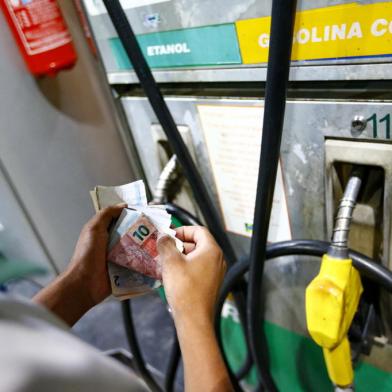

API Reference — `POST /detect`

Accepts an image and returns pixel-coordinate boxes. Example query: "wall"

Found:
[0,1,136,272]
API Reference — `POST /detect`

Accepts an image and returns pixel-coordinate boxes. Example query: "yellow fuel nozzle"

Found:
[305,253,363,387]
[306,167,365,388]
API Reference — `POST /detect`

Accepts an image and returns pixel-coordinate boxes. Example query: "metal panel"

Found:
[120,97,345,323]
[120,96,325,324]
[120,96,392,372]
[107,63,392,84]
[82,0,392,82]
[84,0,380,36]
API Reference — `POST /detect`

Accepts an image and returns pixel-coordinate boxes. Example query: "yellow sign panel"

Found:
[236,2,392,64]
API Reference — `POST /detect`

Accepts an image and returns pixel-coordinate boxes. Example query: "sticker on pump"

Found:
[236,2,392,64]
[197,104,292,241]
[84,0,171,16]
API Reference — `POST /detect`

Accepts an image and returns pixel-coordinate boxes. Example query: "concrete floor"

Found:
[4,277,184,391]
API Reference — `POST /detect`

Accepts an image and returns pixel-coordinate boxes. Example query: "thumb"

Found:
[157,235,183,264]
[94,204,126,229]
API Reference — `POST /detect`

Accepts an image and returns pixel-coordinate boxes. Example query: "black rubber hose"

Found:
[226,291,251,391]
[165,332,181,392]
[121,300,162,392]
[165,203,203,226]
[216,241,392,389]
[213,254,253,385]
[102,0,237,267]
[235,349,254,381]
[224,241,392,304]
[247,0,297,390]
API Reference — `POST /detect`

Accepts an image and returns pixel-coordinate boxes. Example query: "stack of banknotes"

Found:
[90,180,183,300]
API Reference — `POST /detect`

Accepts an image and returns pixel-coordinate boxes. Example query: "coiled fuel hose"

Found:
[215,241,392,390]
[122,233,392,392]
[160,206,392,391]
[99,2,392,392]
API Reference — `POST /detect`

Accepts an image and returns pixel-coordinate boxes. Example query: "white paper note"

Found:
[197,104,291,241]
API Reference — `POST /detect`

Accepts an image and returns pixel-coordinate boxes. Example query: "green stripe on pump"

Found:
[109,23,242,69]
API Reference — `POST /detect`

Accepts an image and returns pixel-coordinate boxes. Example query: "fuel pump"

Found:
[81,0,392,391]
[102,1,250,390]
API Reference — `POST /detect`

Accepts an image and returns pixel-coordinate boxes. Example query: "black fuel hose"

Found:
[121,300,162,392]
[165,203,202,226]
[235,348,254,381]
[212,254,253,386]
[223,241,392,307]
[247,0,297,390]
[215,240,392,388]
[165,203,253,390]
[167,206,252,389]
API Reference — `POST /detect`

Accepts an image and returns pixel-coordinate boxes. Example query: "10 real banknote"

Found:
[90,180,183,300]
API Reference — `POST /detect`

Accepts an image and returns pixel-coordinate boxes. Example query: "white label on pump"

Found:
[84,0,171,16]
[198,104,292,240]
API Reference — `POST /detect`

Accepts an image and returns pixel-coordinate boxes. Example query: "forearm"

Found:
[175,313,233,392]
[33,271,95,326]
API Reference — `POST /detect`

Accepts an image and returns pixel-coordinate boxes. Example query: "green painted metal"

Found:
[168,216,391,389]
[109,23,242,70]
[220,301,392,391]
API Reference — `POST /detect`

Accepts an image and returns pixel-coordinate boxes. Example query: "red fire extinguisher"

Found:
[0,0,77,77]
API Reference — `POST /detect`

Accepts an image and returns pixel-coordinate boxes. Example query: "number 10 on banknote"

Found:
[107,214,162,281]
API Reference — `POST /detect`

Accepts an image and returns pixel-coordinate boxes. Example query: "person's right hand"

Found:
[157,226,226,324]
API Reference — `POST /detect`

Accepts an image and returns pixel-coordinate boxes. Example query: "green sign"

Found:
[220,300,392,391]
[109,23,241,69]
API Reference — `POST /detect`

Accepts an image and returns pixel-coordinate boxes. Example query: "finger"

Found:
[92,204,126,229]
[174,226,212,245]
[157,235,184,265]
[183,242,196,255]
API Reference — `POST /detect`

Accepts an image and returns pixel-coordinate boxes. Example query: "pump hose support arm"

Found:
[247,0,297,390]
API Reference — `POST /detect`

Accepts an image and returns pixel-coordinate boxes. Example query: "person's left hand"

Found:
[34,204,125,325]
[65,204,126,306]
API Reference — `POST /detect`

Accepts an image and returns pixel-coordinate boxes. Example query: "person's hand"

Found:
[34,204,125,325]
[157,226,226,324]
[65,204,126,306]
[158,227,233,392]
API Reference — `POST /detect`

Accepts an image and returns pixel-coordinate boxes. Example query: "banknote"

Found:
[90,180,182,299]
[90,181,151,299]
[108,208,159,298]
[91,180,147,210]
[108,214,162,280]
